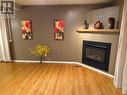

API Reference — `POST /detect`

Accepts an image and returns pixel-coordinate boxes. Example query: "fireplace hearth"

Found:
[82,41,111,72]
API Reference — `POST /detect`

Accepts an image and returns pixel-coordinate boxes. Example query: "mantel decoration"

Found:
[108,17,115,29]
[31,44,50,63]
[83,20,89,29]
[54,20,64,40]
[21,20,32,40]
[94,21,104,29]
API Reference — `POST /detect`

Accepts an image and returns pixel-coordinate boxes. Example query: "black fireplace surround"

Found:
[82,41,111,72]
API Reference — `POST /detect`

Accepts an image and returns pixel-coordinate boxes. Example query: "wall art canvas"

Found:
[54,20,64,40]
[21,20,32,40]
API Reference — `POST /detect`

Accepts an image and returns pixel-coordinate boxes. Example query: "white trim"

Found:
[13,60,40,63]
[12,60,113,78]
[76,62,114,78]
[13,60,78,64]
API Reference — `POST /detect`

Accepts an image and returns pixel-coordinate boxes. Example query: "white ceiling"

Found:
[16,0,113,5]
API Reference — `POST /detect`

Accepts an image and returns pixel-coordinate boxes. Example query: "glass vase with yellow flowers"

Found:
[31,44,50,63]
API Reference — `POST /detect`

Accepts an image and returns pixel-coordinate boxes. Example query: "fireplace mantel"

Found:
[77,29,120,34]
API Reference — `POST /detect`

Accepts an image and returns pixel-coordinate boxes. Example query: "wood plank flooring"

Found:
[0,63,122,95]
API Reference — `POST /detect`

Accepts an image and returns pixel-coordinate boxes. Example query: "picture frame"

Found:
[21,20,33,40]
[54,20,64,40]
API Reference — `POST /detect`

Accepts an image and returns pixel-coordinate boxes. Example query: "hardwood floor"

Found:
[0,63,122,95]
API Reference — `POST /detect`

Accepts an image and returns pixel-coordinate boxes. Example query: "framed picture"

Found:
[54,20,64,40]
[21,20,32,40]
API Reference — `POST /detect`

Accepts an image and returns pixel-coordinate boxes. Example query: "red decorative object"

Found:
[21,20,32,40]
[94,21,104,29]
[54,20,64,40]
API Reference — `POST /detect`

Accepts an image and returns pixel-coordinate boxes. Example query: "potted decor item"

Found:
[31,44,50,63]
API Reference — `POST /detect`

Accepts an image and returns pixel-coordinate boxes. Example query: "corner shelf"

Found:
[77,29,120,34]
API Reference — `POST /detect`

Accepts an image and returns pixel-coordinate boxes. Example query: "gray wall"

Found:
[11,5,109,61]
[11,4,121,75]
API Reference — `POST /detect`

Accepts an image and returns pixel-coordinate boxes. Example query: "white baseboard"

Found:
[12,60,113,78]
[13,60,78,64]
[13,60,40,63]
[76,62,114,78]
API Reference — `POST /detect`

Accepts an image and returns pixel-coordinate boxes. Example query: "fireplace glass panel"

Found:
[85,46,105,63]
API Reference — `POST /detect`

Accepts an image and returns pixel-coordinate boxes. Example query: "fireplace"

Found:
[82,41,111,72]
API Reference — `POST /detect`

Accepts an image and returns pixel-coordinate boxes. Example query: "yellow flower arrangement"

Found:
[31,44,50,63]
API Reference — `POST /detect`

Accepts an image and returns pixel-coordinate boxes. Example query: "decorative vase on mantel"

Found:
[83,20,89,29]
[108,17,115,29]
[94,21,104,29]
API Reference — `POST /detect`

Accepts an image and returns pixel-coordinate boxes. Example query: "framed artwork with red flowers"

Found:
[21,20,32,40]
[54,20,64,40]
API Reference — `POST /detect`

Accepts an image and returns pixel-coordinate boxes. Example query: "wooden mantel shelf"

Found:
[77,29,120,34]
